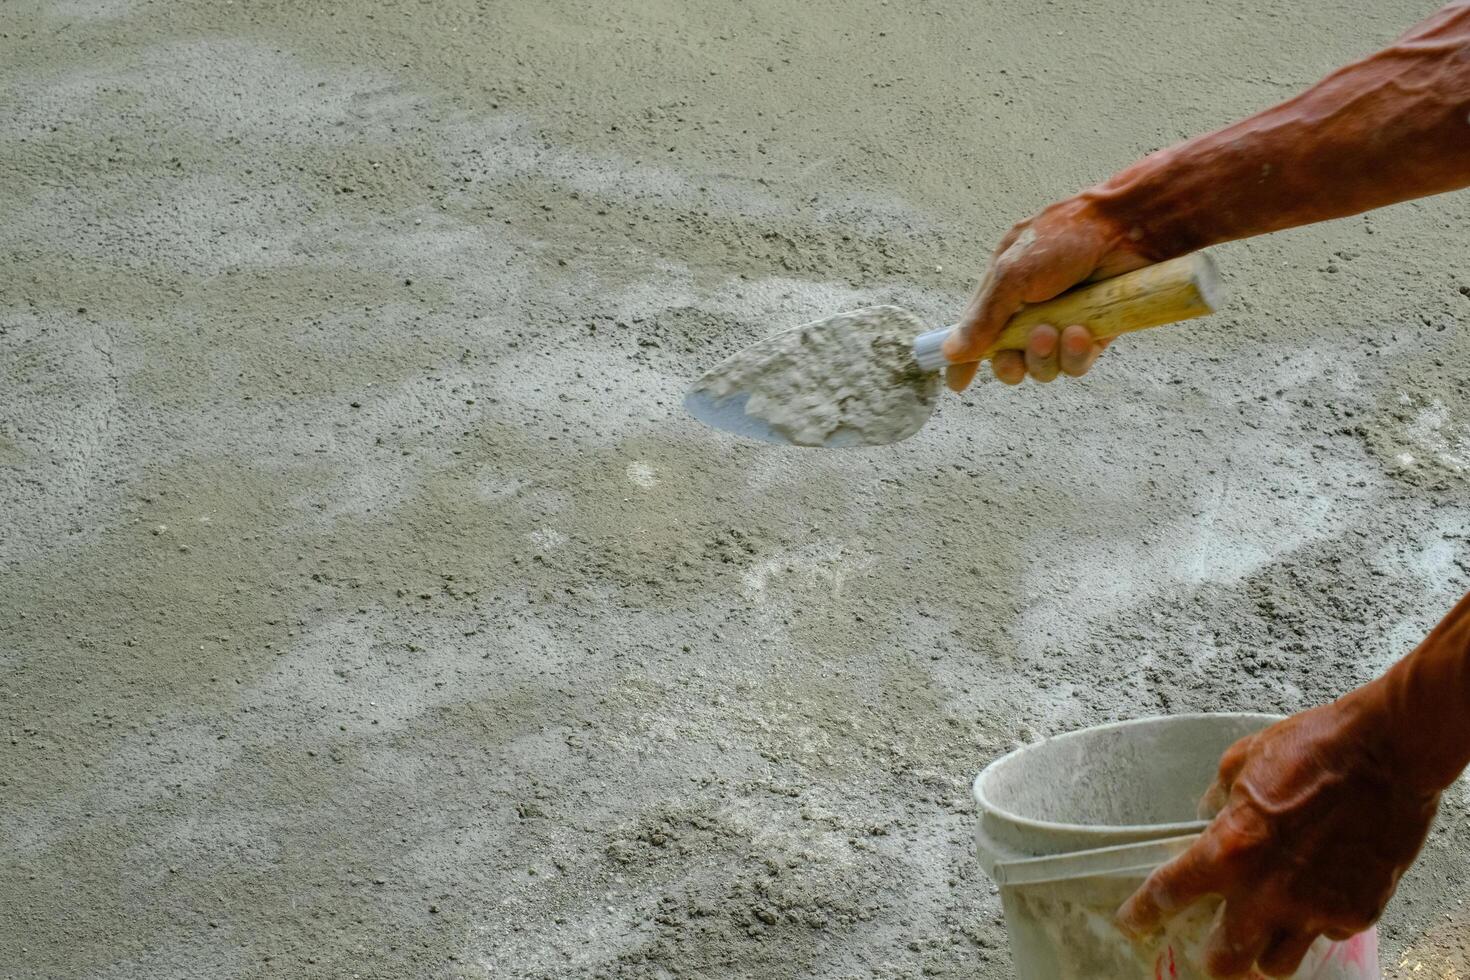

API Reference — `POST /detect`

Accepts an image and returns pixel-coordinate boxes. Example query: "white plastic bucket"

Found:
[973,714,1380,979]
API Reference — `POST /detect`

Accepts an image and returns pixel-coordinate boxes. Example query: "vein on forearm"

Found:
[1084,3,1470,258]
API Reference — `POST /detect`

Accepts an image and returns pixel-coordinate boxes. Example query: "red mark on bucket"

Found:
[1154,946,1178,980]
[1324,929,1379,973]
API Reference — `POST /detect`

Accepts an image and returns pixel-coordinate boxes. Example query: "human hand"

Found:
[942,196,1148,390]
[1116,697,1440,978]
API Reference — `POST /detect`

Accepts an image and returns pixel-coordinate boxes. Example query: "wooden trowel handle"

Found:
[989,251,1221,356]
[914,251,1222,370]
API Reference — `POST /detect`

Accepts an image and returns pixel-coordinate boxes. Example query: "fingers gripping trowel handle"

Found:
[912,251,1222,371]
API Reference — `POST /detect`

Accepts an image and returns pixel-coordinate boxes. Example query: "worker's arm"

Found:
[1116,590,1470,979]
[945,2,1470,390]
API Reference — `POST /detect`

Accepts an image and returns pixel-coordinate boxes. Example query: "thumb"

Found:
[941,277,1022,391]
[946,275,1022,362]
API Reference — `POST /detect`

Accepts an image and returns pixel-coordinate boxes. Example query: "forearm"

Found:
[1084,2,1470,258]
[1352,589,1470,795]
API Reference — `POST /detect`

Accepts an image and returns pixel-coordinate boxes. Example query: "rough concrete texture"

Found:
[2,1,1469,977]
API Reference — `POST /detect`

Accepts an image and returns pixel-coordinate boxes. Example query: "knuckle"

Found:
[1144,877,1186,915]
[1207,824,1264,876]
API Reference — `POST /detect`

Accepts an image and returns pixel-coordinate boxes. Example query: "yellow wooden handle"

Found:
[982,251,1221,360]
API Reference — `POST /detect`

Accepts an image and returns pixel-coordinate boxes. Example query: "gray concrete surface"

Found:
[2,0,1469,977]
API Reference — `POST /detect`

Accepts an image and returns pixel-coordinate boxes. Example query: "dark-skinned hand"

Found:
[1116,695,1439,978]
[942,196,1147,389]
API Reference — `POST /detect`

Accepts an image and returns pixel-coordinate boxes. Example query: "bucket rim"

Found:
[971,712,1284,836]
[993,832,1203,886]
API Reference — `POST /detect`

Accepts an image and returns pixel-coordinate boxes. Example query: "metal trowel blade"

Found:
[682,388,796,446]
[683,383,926,448]
[684,306,940,449]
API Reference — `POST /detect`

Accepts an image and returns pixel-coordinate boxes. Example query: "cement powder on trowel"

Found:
[698,305,939,447]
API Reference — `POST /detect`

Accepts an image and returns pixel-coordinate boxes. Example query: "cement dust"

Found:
[693,305,939,447]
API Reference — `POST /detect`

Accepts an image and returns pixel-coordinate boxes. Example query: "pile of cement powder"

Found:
[694,305,939,447]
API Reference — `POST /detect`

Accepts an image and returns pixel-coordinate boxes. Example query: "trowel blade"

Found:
[682,370,931,449]
[684,305,939,449]
[682,387,798,446]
